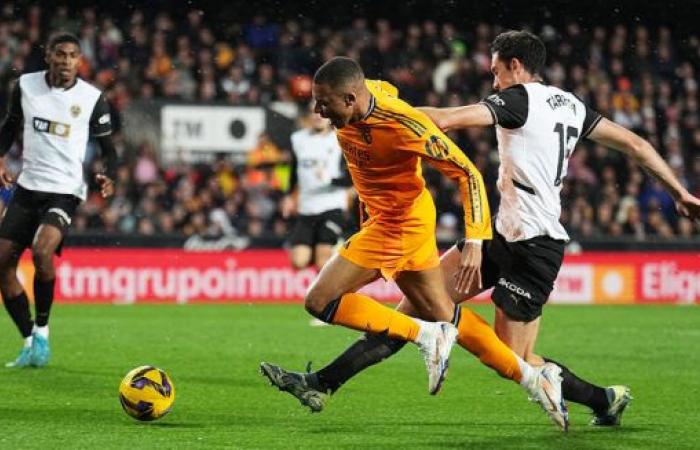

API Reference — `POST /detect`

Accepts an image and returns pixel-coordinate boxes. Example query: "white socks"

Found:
[516,354,539,393]
[22,325,49,348]
[412,318,432,345]
[32,324,49,339]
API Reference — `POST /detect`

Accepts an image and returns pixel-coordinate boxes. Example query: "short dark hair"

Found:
[490,30,545,76]
[313,56,364,89]
[47,32,81,52]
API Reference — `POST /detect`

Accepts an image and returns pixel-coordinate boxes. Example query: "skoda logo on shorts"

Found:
[498,278,532,299]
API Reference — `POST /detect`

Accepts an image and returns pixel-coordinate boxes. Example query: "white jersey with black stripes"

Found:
[480,82,601,242]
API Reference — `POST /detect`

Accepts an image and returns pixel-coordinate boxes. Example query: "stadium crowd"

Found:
[0,3,698,243]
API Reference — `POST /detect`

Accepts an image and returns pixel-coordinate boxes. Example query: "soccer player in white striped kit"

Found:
[0,32,117,367]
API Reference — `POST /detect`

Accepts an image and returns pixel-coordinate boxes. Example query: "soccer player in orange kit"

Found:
[261,56,568,430]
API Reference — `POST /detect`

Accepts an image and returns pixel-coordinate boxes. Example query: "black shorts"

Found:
[289,209,345,247]
[457,231,565,322]
[0,185,81,253]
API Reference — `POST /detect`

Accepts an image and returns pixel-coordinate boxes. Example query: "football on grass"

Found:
[119,366,176,421]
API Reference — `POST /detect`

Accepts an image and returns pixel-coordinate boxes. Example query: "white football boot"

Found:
[416,321,458,395]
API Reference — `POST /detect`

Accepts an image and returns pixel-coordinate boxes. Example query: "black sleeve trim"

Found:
[95,135,117,180]
[479,101,498,125]
[582,113,603,138]
[481,84,529,129]
[89,94,113,137]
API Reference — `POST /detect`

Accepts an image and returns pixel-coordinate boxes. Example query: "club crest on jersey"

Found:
[424,135,449,160]
[70,105,81,117]
[33,117,71,138]
[358,126,372,144]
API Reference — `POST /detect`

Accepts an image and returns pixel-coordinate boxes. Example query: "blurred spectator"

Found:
[0,6,697,240]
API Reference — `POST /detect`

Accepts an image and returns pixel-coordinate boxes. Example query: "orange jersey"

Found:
[336,80,492,240]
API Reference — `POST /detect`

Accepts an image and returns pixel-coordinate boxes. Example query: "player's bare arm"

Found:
[418,104,494,132]
[588,118,700,221]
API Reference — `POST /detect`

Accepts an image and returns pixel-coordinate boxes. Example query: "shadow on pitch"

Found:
[135,422,206,429]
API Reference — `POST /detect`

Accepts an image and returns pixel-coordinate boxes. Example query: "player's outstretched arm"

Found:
[397,107,493,290]
[418,104,494,132]
[588,118,700,221]
[95,135,117,198]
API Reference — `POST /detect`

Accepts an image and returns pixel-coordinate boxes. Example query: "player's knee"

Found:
[303,289,325,316]
[290,257,309,270]
[314,252,335,270]
[304,289,340,323]
[31,246,54,270]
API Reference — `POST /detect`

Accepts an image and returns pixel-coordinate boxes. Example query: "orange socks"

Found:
[456,307,523,383]
[331,292,421,342]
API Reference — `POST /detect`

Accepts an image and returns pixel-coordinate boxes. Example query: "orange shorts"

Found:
[338,190,439,279]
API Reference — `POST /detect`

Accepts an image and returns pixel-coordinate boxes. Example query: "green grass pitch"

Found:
[0,304,698,449]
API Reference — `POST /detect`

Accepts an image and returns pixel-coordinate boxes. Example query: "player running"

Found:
[262,56,569,430]
[0,32,117,368]
[261,32,700,428]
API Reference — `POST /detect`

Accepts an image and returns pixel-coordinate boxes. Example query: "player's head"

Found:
[490,30,545,91]
[45,32,81,85]
[312,56,365,129]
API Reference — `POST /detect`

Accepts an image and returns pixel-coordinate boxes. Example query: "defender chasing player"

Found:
[262,56,570,430]
[260,32,700,428]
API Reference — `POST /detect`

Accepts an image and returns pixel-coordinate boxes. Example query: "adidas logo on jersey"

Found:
[33,117,71,138]
[498,278,532,299]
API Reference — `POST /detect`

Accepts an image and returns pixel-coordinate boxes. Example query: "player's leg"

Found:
[312,209,344,270]
[300,245,470,396]
[299,243,567,428]
[490,235,627,425]
[304,252,439,344]
[0,188,40,367]
[28,223,63,366]
[0,238,34,367]
[312,244,334,270]
[262,253,457,407]
[290,245,313,270]
[393,264,547,397]
[307,244,525,395]
[288,215,314,269]
[28,196,80,367]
